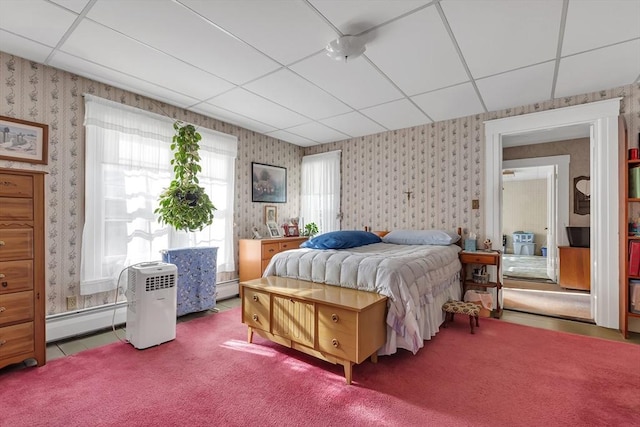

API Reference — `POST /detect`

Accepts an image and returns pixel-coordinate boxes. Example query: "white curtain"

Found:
[300,150,341,234]
[81,94,237,295]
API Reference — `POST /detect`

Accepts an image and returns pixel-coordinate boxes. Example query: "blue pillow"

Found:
[301,230,382,250]
[382,229,461,246]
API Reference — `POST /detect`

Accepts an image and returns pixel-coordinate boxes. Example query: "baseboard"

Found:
[217,280,239,301]
[46,302,127,343]
[46,280,240,343]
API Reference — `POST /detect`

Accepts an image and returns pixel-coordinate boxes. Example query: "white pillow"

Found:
[382,229,461,246]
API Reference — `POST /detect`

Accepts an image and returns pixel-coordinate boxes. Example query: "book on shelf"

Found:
[630,166,640,198]
[629,240,640,276]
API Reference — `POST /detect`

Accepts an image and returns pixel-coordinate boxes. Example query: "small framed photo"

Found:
[264,205,277,224]
[0,116,48,164]
[267,221,281,238]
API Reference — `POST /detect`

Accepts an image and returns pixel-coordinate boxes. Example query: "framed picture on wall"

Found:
[264,205,277,224]
[252,162,286,203]
[0,116,48,164]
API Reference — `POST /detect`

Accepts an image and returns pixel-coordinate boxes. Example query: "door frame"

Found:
[503,156,570,282]
[484,98,621,328]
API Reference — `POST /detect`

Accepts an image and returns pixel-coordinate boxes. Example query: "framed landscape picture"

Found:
[0,116,48,164]
[252,162,286,203]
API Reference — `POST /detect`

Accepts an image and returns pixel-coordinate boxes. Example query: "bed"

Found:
[262,229,462,356]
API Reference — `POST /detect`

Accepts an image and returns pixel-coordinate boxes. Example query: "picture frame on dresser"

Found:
[267,221,281,238]
[0,116,48,164]
[252,162,286,203]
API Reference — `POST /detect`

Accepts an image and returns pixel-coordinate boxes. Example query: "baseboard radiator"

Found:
[46,280,239,343]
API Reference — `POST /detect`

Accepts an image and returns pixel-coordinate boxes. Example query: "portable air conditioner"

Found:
[125,262,178,349]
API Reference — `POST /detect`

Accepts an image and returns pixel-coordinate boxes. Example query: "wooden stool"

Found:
[442,300,480,334]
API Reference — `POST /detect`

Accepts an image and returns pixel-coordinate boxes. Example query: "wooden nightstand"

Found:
[459,250,502,318]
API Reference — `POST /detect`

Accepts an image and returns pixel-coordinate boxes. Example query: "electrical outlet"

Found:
[472,199,480,209]
[66,295,77,311]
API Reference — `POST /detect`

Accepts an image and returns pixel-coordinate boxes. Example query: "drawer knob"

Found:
[332,338,339,348]
[0,340,5,346]
[252,314,258,321]
[0,241,4,246]
[0,306,5,313]
[1,282,7,288]
[0,274,4,278]
[268,248,275,253]
[252,295,258,302]
[331,313,339,322]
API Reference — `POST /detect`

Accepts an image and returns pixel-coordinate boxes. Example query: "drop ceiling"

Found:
[1,0,639,147]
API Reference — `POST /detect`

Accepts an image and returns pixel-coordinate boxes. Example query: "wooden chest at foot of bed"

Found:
[240,277,387,385]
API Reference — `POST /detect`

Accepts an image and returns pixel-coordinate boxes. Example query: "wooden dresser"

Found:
[241,276,387,384]
[239,236,308,282]
[558,246,590,291]
[0,168,46,369]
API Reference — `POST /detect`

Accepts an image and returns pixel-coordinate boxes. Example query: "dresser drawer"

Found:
[0,260,34,293]
[0,229,34,261]
[261,242,280,261]
[317,305,357,361]
[0,321,34,358]
[0,291,34,326]
[242,288,271,332]
[0,197,33,221]
[279,240,300,251]
[460,252,497,265]
[0,173,33,198]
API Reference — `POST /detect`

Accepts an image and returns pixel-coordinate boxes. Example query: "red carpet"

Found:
[1,308,638,426]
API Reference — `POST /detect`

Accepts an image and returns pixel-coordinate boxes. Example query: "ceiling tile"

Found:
[49,0,91,14]
[49,51,200,108]
[180,0,337,65]
[309,0,431,35]
[59,20,235,100]
[360,99,430,130]
[364,6,468,95]
[290,52,403,109]
[411,83,485,122]
[441,0,563,78]
[555,39,640,98]
[320,111,386,138]
[190,102,277,134]
[0,30,53,63]
[0,0,77,46]
[563,0,640,56]
[284,121,349,144]
[244,69,351,120]
[476,62,555,112]
[208,88,309,129]
[266,130,315,147]
[87,0,280,85]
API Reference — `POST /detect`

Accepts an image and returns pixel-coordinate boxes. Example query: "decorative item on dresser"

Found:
[238,236,308,282]
[0,168,46,369]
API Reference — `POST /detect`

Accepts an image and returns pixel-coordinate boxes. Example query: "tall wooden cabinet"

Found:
[239,237,308,282]
[620,120,640,338]
[0,168,46,368]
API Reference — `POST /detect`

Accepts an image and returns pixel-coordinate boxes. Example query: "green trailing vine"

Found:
[155,122,216,231]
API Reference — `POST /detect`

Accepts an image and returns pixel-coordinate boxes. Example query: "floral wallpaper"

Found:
[1,50,639,316]
[0,52,303,315]
[305,84,640,240]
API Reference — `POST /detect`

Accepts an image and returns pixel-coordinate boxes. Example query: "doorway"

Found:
[484,98,622,329]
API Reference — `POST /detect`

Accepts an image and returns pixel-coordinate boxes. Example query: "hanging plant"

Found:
[155,121,216,231]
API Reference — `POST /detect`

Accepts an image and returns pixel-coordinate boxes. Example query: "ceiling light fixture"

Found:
[325,35,366,62]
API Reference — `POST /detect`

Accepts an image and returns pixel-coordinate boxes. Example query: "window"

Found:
[300,150,341,234]
[81,95,237,295]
